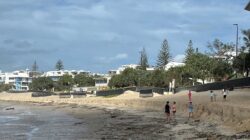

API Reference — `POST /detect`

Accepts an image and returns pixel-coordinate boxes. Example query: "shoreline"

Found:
[0,89,250,136]
[1,100,250,139]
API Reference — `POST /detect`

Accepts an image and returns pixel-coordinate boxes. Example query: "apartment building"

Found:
[0,70,32,91]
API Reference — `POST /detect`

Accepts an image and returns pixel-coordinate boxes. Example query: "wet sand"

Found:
[0,101,106,139]
[1,101,250,140]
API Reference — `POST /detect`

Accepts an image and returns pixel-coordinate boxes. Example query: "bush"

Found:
[0,84,12,92]
[29,77,54,91]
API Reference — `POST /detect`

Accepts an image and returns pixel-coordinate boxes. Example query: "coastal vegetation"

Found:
[27,28,250,91]
[55,59,64,70]
[29,74,95,92]
[0,84,11,92]
[109,28,250,88]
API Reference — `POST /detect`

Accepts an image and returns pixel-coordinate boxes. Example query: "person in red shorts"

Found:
[172,101,176,119]
[188,90,192,102]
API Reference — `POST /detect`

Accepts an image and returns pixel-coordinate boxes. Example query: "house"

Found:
[108,64,140,75]
[42,70,91,81]
[95,77,111,90]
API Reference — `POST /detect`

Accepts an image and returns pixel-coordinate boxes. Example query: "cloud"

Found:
[0,0,249,73]
[96,53,128,63]
[173,54,185,63]
[115,53,128,59]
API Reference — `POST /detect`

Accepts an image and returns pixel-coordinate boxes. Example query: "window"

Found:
[9,77,15,80]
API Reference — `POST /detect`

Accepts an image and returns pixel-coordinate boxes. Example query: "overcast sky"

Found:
[0,0,249,73]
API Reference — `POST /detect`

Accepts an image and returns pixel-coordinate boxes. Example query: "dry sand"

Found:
[0,89,250,138]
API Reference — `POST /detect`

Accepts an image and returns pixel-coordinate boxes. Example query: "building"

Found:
[108,64,140,75]
[0,70,32,91]
[94,76,111,90]
[146,67,155,71]
[164,62,185,71]
[42,70,91,81]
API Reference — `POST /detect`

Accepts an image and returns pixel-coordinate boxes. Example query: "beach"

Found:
[0,89,250,139]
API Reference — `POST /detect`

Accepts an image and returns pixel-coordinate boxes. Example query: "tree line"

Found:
[109,28,250,88]
[19,28,250,91]
[29,74,95,91]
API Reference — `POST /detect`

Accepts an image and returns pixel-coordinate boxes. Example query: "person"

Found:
[172,101,176,119]
[188,102,193,120]
[213,91,217,102]
[188,90,192,102]
[210,90,214,102]
[165,101,171,122]
[222,89,228,101]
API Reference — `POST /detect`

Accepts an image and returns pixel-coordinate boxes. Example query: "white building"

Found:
[164,62,185,71]
[42,70,91,81]
[108,64,140,75]
[0,70,32,91]
[213,51,236,61]
[95,76,111,90]
[146,67,155,71]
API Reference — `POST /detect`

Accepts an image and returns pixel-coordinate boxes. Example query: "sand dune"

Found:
[0,89,250,132]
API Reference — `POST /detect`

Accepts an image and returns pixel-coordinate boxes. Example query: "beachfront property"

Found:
[109,62,184,76]
[0,70,32,91]
[95,76,112,90]
[108,64,140,75]
[41,70,91,81]
[164,62,185,71]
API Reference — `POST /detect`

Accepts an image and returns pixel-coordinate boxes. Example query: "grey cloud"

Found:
[0,0,249,73]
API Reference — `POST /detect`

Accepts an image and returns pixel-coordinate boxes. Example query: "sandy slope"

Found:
[0,89,250,132]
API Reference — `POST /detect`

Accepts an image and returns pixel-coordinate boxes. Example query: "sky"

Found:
[0,0,249,73]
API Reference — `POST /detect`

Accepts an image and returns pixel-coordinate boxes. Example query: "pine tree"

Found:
[156,39,171,69]
[55,59,64,70]
[31,61,39,78]
[139,47,149,70]
[185,40,195,62]
[32,61,38,72]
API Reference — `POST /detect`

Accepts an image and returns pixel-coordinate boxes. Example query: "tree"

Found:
[207,39,234,60]
[233,52,250,77]
[108,74,123,88]
[0,84,12,92]
[150,69,167,87]
[31,61,39,78]
[232,29,250,77]
[29,77,53,91]
[120,68,138,87]
[55,59,64,70]
[242,29,250,49]
[139,47,149,70]
[211,59,233,81]
[32,61,38,72]
[74,74,95,87]
[184,40,195,62]
[136,69,151,87]
[57,74,74,91]
[108,68,139,88]
[165,66,192,87]
[156,39,171,69]
[185,53,213,84]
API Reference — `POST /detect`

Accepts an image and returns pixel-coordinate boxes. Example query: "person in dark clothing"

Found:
[165,101,171,122]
